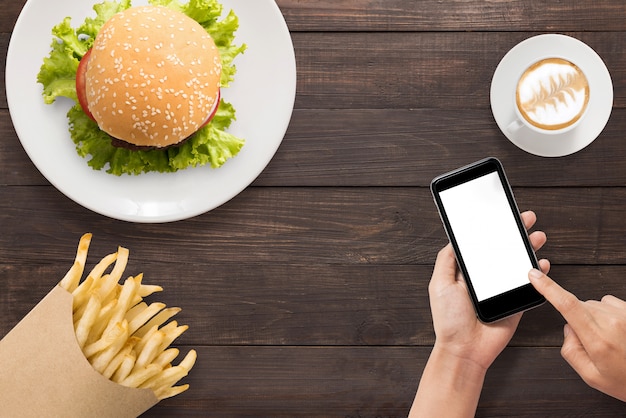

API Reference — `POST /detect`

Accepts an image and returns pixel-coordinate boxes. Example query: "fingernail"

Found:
[528,268,543,281]
[564,324,570,337]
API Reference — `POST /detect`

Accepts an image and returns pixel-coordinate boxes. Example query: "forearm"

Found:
[409,344,487,418]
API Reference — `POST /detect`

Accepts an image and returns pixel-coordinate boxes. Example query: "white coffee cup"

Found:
[507,57,590,135]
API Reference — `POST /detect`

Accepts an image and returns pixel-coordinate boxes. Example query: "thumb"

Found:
[560,324,601,388]
[430,244,458,288]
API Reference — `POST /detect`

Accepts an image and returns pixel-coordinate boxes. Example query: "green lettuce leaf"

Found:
[169,100,244,170]
[211,10,247,87]
[37,0,246,176]
[37,0,134,104]
[68,100,243,175]
[77,0,132,42]
[149,0,221,22]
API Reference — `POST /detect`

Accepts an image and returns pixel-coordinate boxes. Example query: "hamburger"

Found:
[38,0,246,175]
[83,6,222,149]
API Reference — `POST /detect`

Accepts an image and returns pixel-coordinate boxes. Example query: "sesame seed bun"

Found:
[85,5,222,148]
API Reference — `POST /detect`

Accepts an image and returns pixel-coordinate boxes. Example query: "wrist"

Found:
[430,342,489,380]
[410,344,488,418]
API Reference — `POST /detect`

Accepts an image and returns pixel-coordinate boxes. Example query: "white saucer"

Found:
[490,34,613,157]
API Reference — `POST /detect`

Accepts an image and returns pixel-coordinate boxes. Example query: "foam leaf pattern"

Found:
[522,71,587,113]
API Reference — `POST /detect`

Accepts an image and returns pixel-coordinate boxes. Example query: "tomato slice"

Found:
[199,89,221,130]
[76,48,96,121]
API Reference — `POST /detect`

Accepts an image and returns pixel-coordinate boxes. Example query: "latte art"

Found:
[516,58,589,131]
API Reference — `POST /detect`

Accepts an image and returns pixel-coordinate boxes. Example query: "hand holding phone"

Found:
[410,211,548,417]
[431,157,545,322]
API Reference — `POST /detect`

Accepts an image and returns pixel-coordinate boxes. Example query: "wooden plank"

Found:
[3,186,626,266]
[4,1,626,35]
[289,31,625,110]
[479,347,624,417]
[2,261,624,347]
[0,2,23,34]
[256,109,626,187]
[276,0,626,32]
[139,346,624,417]
[0,109,46,185]
[3,108,626,188]
[0,185,439,265]
[142,346,422,417]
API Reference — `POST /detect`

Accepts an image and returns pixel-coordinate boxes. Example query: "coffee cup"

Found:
[507,57,590,135]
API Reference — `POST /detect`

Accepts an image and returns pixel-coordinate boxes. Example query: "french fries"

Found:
[59,233,196,400]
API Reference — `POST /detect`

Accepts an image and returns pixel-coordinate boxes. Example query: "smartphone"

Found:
[430,157,545,323]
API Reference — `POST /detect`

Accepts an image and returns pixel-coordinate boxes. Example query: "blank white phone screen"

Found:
[439,172,532,301]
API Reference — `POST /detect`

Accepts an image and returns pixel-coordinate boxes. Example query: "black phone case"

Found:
[431,157,545,322]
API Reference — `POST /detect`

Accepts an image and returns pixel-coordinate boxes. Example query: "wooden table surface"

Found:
[2,0,626,416]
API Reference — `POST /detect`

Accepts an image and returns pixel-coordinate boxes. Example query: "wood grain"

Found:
[3,186,626,266]
[2,0,626,416]
[276,0,626,32]
[139,346,623,417]
[289,31,625,110]
[4,1,626,34]
[2,261,624,348]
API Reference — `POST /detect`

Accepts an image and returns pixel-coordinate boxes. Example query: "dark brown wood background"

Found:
[2,0,626,416]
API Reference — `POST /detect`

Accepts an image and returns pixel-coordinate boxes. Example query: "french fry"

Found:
[105,247,129,285]
[179,349,197,371]
[71,275,96,314]
[141,350,196,400]
[138,284,163,298]
[59,233,92,292]
[155,384,189,400]
[84,320,128,359]
[85,253,118,291]
[97,250,130,305]
[125,302,148,323]
[112,352,137,383]
[134,307,181,338]
[103,277,138,336]
[128,302,166,335]
[86,298,117,346]
[102,337,138,379]
[134,330,165,370]
[145,366,188,392]
[74,292,101,349]
[90,320,131,373]
[134,325,158,356]
[159,323,189,352]
[121,364,162,388]
[59,234,196,400]
[153,348,180,368]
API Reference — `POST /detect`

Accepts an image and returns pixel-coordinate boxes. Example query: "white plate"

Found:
[6,0,296,222]
[490,34,613,157]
